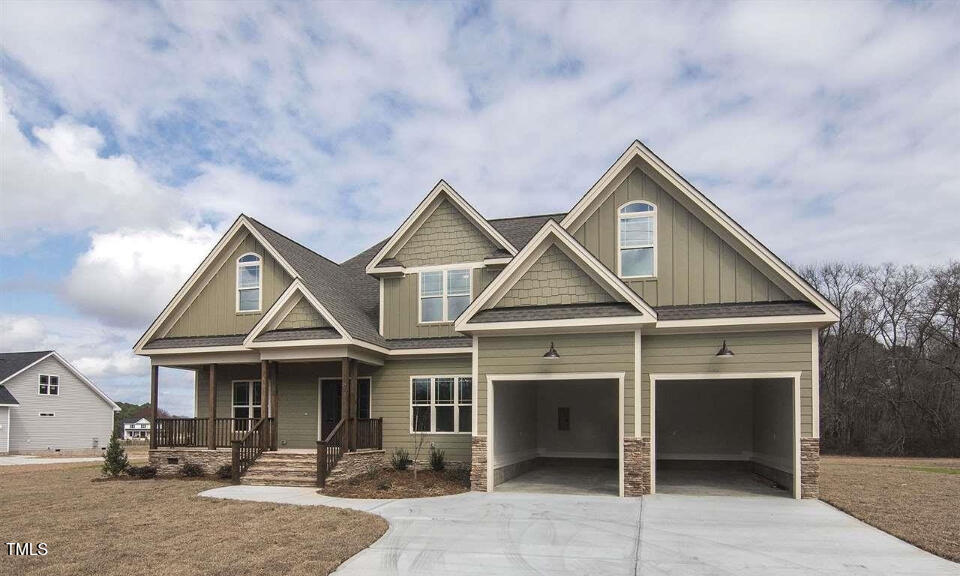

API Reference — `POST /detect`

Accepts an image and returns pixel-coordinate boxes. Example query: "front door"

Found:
[320,380,342,440]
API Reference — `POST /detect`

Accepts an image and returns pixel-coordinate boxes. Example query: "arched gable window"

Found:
[618,201,656,278]
[236,253,262,312]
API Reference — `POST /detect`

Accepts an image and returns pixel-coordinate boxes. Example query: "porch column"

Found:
[208,364,217,450]
[270,362,279,450]
[340,358,352,451]
[149,365,158,449]
[260,360,269,419]
[349,359,359,451]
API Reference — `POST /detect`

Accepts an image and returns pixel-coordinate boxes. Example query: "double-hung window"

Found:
[411,376,472,433]
[236,253,262,312]
[419,268,471,323]
[619,201,657,278]
[232,380,262,431]
[39,374,59,395]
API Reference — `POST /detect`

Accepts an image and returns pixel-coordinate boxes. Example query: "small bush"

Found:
[216,464,232,480]
[179,463,204,477]
[126,465,157,479]
[376,479,392,491]
[101,433,129,477]
[429,445,445,471]
[391,448,410,470]
[445,465,470,487]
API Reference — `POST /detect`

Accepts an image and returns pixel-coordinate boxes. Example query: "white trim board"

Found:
[485,372,626,497]
[0,351,119,411]
[648,371,802,500]
[560,141,839,321]
[243,280,347,347]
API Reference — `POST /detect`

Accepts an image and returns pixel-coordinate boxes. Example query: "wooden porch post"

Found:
[260,360,271,450]
[349,359,359,451]
[150,365,158,449]
[270,362,279,450]
[340,358,352,451]
[208,364,217,450]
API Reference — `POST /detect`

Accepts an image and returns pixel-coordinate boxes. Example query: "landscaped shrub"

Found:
[445,465,470,487]
[376,479,392,491]
[102,432,129,477]
[429,445,445,471]
[126,465,157,479]
[216,464,232,480]
[179,463,204,477]
[390,448,410,470]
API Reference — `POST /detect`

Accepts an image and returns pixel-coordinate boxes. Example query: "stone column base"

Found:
[624,437,651,497]
[800,437,820,499]
[470,436,488,492]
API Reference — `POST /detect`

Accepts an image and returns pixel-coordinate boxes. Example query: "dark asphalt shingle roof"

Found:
[469,303,642,323]
[143,335,246,349]
[254,327,342,342]
[0,385,18,405]
[0,351,52,383]
[654,300,823,321]
[385,337,472,349]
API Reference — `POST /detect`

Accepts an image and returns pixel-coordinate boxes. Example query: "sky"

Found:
[1,1,958,416]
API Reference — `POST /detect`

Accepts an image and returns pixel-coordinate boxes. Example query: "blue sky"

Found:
[1,1,958,415]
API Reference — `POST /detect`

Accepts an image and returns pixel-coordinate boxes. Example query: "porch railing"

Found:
[356,418,383,451]
[316,418,346,488]
[154,418,273,449]
[231,417,275,483]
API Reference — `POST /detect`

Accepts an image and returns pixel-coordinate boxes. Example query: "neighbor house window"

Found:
[39,412,55,417]
[232,380,262,431]
[236,253,262,312]
[419,268,471,323]
[410,376,472,433]
[39,374,59,395]
[619,201,657,278]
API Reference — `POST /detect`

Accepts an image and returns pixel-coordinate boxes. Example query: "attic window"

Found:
[39,374,59,395]
[619,201,657,278]
[237,253,262,312]
[419,267,471,323]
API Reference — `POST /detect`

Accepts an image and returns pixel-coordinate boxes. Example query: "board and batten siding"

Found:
[477,332,636,437]
[571,167,802,307]
[640,330,814,438]
[369,356,473,462]
[162,233,292,338]
[387,198,498,267]
[382,268,485,339]
[5,356,115,453]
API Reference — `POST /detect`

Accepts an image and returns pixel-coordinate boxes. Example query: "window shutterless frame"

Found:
[236,252,263,313]
[231,379,262,431]
[617,201,657,279]
[418,266,472,324]
[38,374,59,396]
[409,375,472,434]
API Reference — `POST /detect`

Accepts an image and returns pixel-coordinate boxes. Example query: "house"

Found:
[122,417,151,440]
[135,141,837,498]
[0,351,120,454]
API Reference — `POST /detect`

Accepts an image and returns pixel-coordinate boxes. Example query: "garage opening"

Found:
[655,377,796,498]
[491,378,619,496]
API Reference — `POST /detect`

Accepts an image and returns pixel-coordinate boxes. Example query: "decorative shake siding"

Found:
[494,244,615,308]
[389,198,498,267]
[5,355,115,453]
[476,332,637,437]
[571,167,801,307]
[369,356,473,462]
[382,268,485,339]
[276,297,329,330]
[640,330,815,437]
[163,233,292,338]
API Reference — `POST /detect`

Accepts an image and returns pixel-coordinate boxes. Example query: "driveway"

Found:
[200,487,959,575]
[0,455,102,466]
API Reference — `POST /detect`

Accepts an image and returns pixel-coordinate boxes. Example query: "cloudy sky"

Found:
[1,1,957,415]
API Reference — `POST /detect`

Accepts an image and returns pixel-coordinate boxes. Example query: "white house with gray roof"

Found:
[0,351,120,454]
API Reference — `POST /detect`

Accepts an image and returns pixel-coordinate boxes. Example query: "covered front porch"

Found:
[148,357,382,484]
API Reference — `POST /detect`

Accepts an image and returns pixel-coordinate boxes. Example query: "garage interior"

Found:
[655,377,795,497]
[492,378,619,496]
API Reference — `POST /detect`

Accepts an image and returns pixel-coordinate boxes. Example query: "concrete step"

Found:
[240,475,317,487]
[259,452,315,460]
[245,466,315,477]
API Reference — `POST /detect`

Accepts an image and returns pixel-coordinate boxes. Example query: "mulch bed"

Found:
[321,466,470,499]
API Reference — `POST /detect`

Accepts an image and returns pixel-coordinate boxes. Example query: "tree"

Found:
[102,428,129,477]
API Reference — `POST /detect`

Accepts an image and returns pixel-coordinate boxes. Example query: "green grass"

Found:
[906,466,960,475]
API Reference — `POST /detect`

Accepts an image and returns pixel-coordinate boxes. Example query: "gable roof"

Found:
[243,279,349,347]
[0,385,18,406]
[0,351,120,411]
[455,220,657,332]
[561,141,839,320]
[365,180,518,274]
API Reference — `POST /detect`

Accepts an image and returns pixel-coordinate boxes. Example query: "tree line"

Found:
[801,262,960,457]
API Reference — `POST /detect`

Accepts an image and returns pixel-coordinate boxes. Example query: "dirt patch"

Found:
[322,467,470,499]
[1,463,387,575]
[821,456,960,563]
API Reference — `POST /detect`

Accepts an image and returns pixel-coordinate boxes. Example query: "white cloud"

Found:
[0,316,45,351]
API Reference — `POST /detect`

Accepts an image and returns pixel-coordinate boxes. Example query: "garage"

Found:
[489,377,621,496]
[653,375,798,498]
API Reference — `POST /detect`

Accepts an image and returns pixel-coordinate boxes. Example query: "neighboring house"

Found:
[0,351,120,454]
[122,417,151,440]
[135,141,838,498]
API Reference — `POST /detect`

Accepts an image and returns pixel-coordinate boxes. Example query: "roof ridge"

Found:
[488,212,566,222]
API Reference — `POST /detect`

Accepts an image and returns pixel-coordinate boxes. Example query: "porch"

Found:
[148,357,382,485]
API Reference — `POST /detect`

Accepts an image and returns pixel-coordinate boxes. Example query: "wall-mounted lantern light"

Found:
[716,340,735,358]
[543,341,560,359]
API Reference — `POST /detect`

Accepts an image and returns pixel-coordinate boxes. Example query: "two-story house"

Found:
[135,141,837,498]
[122,417,151,440]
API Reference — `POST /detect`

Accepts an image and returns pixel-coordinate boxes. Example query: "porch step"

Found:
[240,451,318,487]
[240,474,316,487]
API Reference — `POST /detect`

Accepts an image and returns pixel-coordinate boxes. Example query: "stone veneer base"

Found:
[149,448,232,476]
[800,437,820,499]
[470,436,488,492]
[624,437,651,496]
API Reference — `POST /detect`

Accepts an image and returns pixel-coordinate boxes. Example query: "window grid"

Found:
[618,201,657,278]
[419,268,472,324]
[39,374,59,396]
[236,253,262,313]
[410,376,472,434]
[232,380,262,431]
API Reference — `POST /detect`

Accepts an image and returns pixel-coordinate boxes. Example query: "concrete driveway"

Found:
[0,455,102,466]
[200,486,959,576]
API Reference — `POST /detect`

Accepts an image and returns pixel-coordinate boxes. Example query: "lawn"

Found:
[820,456,960,563]
[0,463,388,576]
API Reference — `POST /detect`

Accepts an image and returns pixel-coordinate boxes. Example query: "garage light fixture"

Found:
[716,340,735,358]
[543,341,560,359]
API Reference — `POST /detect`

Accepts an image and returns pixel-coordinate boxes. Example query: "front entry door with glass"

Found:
[319,378,371,440]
